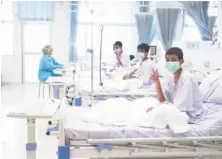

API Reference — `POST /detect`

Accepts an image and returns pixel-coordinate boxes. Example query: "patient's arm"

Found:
[123,69,137,79]
[152,69,165,103]
[109,68,116,72]
[129,69,137,76]
[146,107,153,113]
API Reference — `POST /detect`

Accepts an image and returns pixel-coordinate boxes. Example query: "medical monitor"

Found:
[149,45,157,56]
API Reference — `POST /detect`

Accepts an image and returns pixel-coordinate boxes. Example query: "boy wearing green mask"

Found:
[109,41,130,72]
[150,47,206,124]
[123,43,155,84]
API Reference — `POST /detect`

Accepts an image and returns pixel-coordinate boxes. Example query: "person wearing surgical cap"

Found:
[38,45,64,98]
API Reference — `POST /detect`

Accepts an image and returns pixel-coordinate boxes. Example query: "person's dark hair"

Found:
[113,41,122,48]
[137,43,150,53]
[166,47,183,60]
[130,55,135,61]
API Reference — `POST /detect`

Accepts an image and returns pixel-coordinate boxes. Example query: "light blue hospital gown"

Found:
[162,70,207,124]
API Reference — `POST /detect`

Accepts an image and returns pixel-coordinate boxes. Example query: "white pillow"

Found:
[200,70,222,104]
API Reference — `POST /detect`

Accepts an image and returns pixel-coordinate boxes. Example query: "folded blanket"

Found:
[79,98,190,134]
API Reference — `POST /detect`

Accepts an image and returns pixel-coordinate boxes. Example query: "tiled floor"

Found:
[1,84,58,159]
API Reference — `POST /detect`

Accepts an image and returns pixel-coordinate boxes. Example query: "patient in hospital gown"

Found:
[150,47,207,124]
[123,43,156,85]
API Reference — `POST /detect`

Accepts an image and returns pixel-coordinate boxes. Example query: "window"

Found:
[23,23,50,53]
[138,1,150,13]
[182,27,201,41]
[0,23,13,55]
[1,1,13,21]
[182,14,201,41]
[76,24,138,59]
[78,1,135,24]
[70,1,78,13]
[0,1,14,55]
[76,1,138,60]
[22,23,51,83]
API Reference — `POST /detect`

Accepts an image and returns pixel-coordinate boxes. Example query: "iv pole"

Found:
[89,8,94,107]
[99,24,104,86]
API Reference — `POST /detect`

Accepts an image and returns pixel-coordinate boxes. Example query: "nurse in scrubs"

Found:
[150,47,206,123]
[38,45,64,98]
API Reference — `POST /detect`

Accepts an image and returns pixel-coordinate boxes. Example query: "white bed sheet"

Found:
[76,78,156,94]
[65,103,222,140]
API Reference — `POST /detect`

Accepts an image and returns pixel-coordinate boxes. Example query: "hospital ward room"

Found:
[1,1,222,159]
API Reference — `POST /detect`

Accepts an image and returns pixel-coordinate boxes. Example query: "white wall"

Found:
[1,2,70,84]
[181,45,222,71]
[156,41,222,74]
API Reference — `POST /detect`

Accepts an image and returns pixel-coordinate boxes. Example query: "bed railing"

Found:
[58,117,222,158]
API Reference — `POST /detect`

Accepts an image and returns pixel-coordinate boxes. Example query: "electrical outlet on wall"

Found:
[186,42,200,49]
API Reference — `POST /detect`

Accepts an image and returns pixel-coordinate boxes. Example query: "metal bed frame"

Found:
[57,118,222,159]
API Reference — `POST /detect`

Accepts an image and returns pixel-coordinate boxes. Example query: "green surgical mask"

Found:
[116,48,121,54]
[165,61,180,73]
[135,52,145,59]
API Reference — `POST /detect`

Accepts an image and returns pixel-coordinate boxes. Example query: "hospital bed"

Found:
[72,77,157,106]
[58,101,222,159]
[69,65,155,103]
[79,87,156,102]
[7,97,222,159]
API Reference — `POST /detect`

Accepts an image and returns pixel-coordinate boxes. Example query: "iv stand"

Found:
[99,25,104,86]
[90,9,94,107]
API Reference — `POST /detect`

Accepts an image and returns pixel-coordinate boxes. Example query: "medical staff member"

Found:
[111,41,130,68]
[150,47,206,123]
[123,43,156,86]
[38,45,64,99]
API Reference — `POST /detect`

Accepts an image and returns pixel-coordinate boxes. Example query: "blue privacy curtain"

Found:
[180,1,214,41]
[156,8,180,50]
[18,1,53,21]
[208,16,216,34]
[135,14,156,44]
[69,1,79,62]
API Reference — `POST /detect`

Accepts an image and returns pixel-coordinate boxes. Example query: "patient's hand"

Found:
[151,69,160,83]
[123,75,130,80]
[146,107,153,113]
